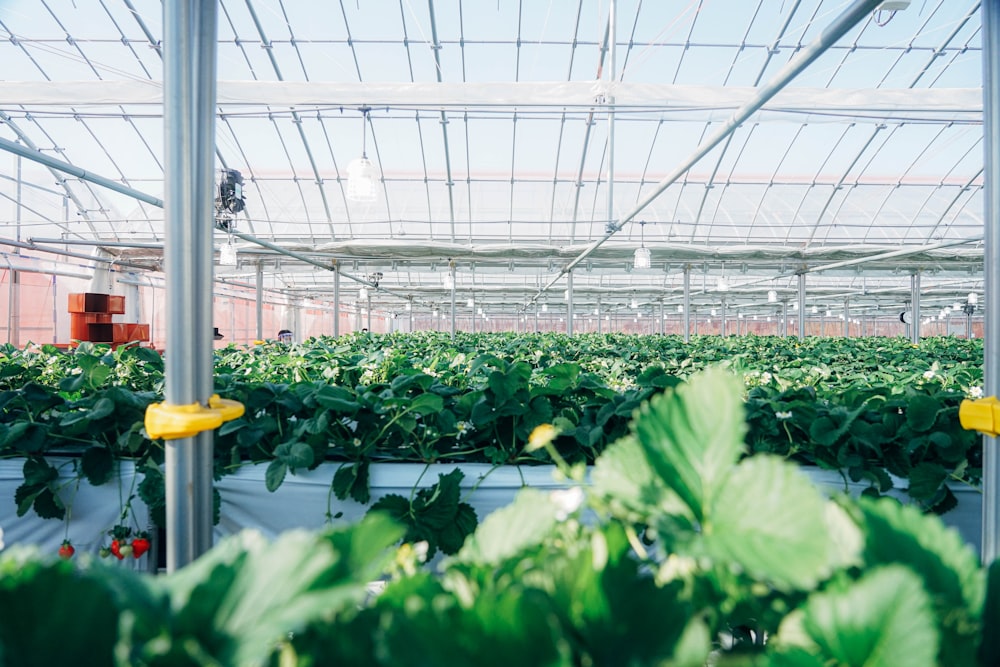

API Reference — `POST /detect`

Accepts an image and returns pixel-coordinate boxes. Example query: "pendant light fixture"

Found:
[346,107,378,202]
[633,221,651,270]
[218,235,237,266]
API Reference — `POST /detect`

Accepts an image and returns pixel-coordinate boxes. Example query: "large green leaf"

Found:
[126,517,404,667]
[906,394,942,433]
[457,488,559,566]
[0,557,121,667]
[705,455,858,591]
[632,368,746,522]
[790,566,939,667]
[589,434,691,525]
[859,496,983,612]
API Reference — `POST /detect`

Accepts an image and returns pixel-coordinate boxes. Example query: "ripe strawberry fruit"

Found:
[131,535,151,559]
[58,540,75,559]
[110,539,125,560]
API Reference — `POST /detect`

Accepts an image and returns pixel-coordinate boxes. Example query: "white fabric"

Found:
[214,462,568,541]
[0,459,149,567]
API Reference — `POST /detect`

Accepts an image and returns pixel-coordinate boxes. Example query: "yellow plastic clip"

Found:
[144,394,245,440]
[959,397,1000,437]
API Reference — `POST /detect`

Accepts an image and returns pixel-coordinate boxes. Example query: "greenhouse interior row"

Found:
[1,0,999,665]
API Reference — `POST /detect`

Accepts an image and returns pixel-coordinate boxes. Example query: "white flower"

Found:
[761,372,772,383]
[775,411,793,420]
[923,369,936,380]
[455,421,473,440]
[550,486,585,521]
[352,437,362,448]
[970,386,984,399]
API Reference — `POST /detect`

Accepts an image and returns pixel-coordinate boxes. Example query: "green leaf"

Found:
[265,460,287,492]
[632,368,746,522]
[906,394,942,433]
[32,487,65,520]
[706,456,858,590]
[409,392,444,415]
[22,457,57,487]
[332,460,371,504]
[134,518,404,667]
[0,559,122,666]
[979,560,1000,667]
[906,462,948,501]
[88,396,116,421]
[457,488,559,566]
[81,446,113,486]
[859,496,983,615]
[590,434,690,524]
[274,441,314,469]
[796,566,939,667]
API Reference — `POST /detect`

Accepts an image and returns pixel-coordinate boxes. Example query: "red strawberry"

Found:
[131,536,150,558]
[110,539,125,560]
[58,540,75,559]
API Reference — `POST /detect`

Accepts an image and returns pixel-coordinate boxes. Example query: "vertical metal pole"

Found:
[606,0,617,273]
[721,297,727,337]
[366,293,372,331]
[981,0,1000,564]
[450,263,456,341]
[163,0,217,571]
[781,301,788,337]
[797,273,806,340]
[534,304,539,331]
[597,297,602,334]
[51,275,57,344]
[911,272,921,344]
[407,300,413,332]
[843,298,850,338]
[255,262,263,340]
[567,272,574,335]
[332,265,340,337]
[9,152,21,346]
[683,266,691,342]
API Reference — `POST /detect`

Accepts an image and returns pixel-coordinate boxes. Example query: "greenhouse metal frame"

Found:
[0,0,998,566]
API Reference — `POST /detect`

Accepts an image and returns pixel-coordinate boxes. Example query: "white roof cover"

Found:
[0,0,987,315]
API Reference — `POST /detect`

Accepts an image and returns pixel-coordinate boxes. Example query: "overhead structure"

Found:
[0,0,988,324]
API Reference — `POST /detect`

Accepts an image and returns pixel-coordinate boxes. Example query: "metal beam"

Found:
[531,0,882,301]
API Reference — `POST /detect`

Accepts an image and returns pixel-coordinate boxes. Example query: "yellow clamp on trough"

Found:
[144,394,245,440]
[959,396,1000,437]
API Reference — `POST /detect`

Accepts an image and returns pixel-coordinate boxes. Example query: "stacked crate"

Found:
[68,293,149,346]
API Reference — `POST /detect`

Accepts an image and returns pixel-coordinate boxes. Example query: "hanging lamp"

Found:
[219,235,238,266]
[633,221,651,270]
[346,107,378,202]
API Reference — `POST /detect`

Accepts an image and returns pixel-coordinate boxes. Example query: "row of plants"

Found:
[0,332,983,398]
[0,370,995,666]
[1,348,979,557]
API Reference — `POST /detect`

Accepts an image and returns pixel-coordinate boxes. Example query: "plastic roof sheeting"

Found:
[0,0,987,315]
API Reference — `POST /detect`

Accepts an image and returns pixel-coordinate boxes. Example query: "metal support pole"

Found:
[255,262,263,340]
[981,0,1000,564]
[332,265,340,337]
[844,297,850,338]
[781,300,789,337]
[721,297,727,337]
[366,293,372,332]
[567,272,574,335]
[911,272,921,344]
[597,297,602,334]
[797,273,806,340]
[659,300,665,335]
[449,263,456,341]
[163,0,218,571]
[683,266,691,342]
